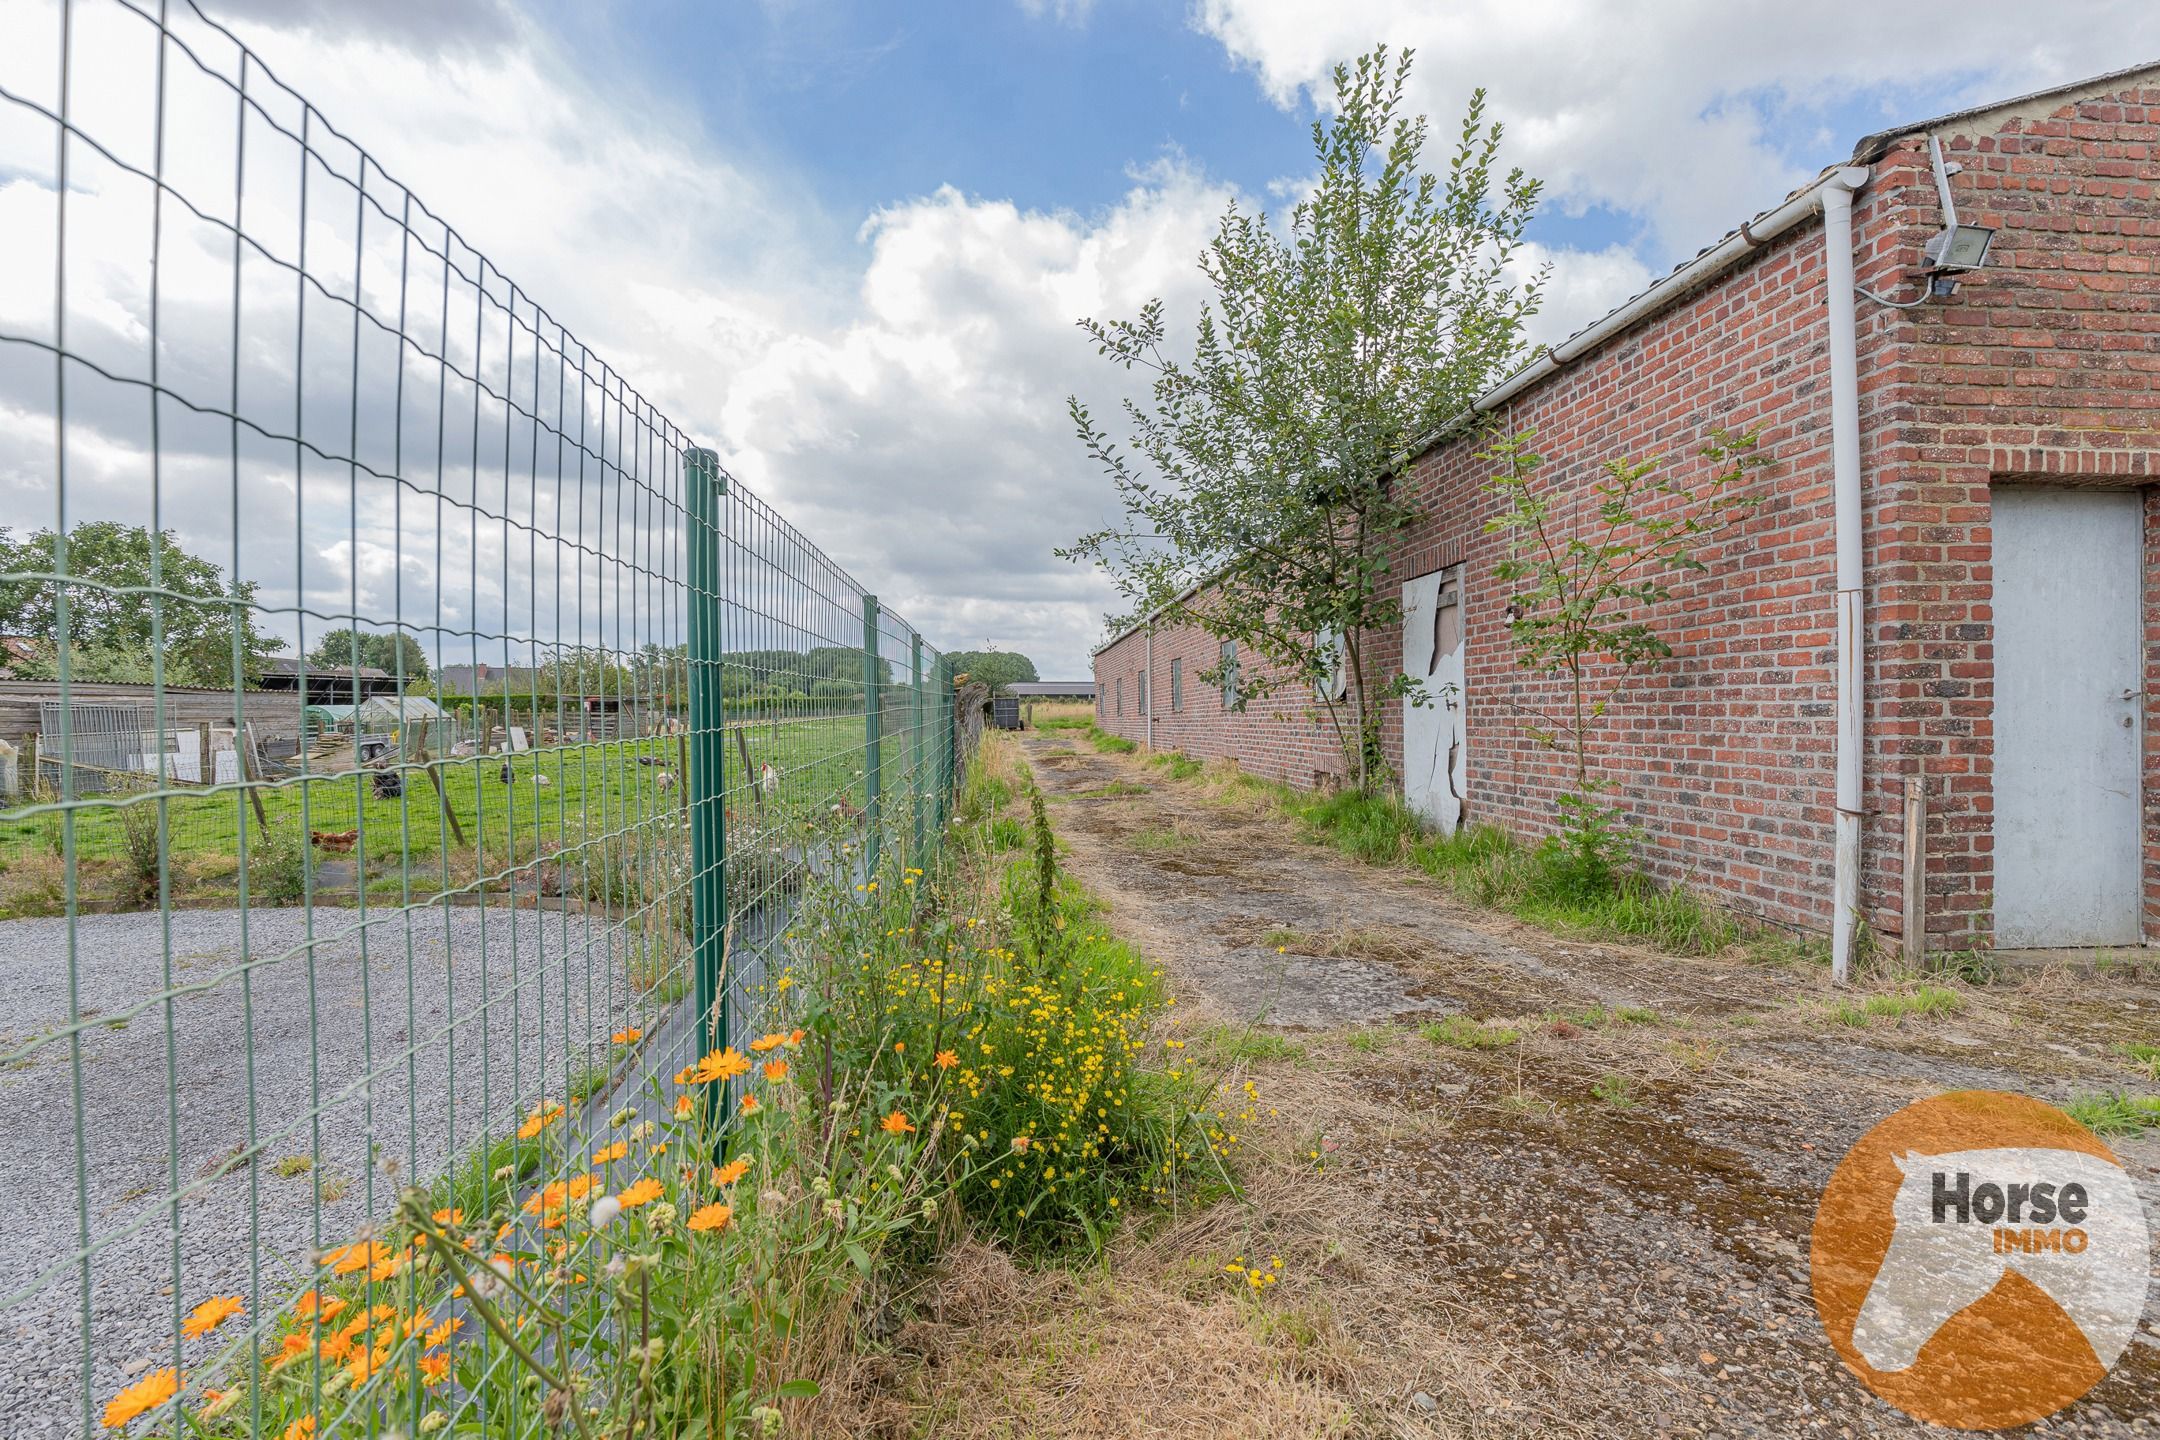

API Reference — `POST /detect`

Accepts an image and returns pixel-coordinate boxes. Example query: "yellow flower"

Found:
[181,1295,242,1339]
[616,1177,665,1209]
[610,1027,643,1045]
[712,1158,751,1187]
[101,1368,180,1429]
[881,1110,915,1136]
[687,1202,734,1233]
[592,1141,628,1164]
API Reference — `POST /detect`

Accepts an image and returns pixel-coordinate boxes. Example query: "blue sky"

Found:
[8,0,2159,678]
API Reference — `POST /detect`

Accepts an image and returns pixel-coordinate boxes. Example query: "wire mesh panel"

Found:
[0,3,952,1435]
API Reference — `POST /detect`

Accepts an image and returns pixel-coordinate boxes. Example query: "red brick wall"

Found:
[1870,84,2160,948]
[1090,80,2160,949]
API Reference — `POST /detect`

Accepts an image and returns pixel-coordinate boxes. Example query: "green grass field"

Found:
[0,711,946,915]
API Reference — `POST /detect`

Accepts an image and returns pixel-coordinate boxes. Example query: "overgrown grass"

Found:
[2063,1091,2160,1137]
[1826,984,1964,1027]
[1419,1015,1520,1050]
[1137,759,1822,965]
[1148,751,1204,780]
[1191,1024,1306,1066]
[2123,1041,2160,1082]
[1088,728,1138,755]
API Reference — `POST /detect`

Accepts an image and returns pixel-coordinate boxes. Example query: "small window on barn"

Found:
[1219,641,1239,709]
[1115,676,1123,715]
[1171,658,1183,712]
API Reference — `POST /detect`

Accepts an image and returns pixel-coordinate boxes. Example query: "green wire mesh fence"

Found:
[0,3,959,1434]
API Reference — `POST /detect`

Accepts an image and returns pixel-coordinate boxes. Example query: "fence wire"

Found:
[0,3,956,1435]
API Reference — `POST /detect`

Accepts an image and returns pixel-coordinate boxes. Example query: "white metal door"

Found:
[1402,566,1467,833]
[1993,487,2144,947]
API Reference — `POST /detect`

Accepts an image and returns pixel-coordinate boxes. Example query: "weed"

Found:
[2063,1091,2160,1137]
[272,1155,313,1179]
[1831,984,1964,1027]
[988,816,1027,851]
[1088,728,1137,755]
[1589,1073,1639,1109]
[1129,824,1196,854]
[1343,1028,1398,1054]
[1419,1015,1519,1050]
[314,1171,349,1204]
[1081,780,1150,799]
[566,1058,612,1107]
[2122,1042,2160,1083]
[1193,1025,1306,1066]
[1149,751,1204,781]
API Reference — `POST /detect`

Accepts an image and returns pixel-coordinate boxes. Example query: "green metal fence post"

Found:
[862,594,882,875]
[685,446,727,1071]
[910,633,925,862]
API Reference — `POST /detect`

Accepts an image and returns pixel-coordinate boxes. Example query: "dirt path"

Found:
[1017,732,2160,1438]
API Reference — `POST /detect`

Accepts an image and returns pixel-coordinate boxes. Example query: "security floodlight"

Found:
[1924,223,1996,272]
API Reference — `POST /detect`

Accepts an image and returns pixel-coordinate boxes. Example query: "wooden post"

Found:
[735,726,760,812]
[232,730,270,838]
[23,732,38,798]
[196,721,213,787]
[1901,775,1926,969]
[677,730,690,820]
[413,732,467,848]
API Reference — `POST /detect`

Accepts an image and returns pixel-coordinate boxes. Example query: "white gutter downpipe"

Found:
[1821,166,1870,983]
[1144,624,1154,750]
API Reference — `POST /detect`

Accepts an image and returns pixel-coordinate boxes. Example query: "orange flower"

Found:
[272,1333,312,1368]
[611,1027,643,1045]
[748,1031,788,1053]
[425,1316,464,1349]
[182,1294,243,1339]
[648,1143,668,1158]
[282,1417,316,1440]
[687,1202,734,1233]
[712,1158,751,1187]
[325,1241,393,1277]
[101,1368,180,1429]
[617,1177,665,1209]
[592,1141,628,1165]
[738,1093,761,1117]
[893,1041,906,1054]
[292,1290,344,1324]
[786,1028,806,1047]
[881,1110,915,1136]
[420,1352,451,1385]
[933,1049,959,1071]
[761,1059,789,1082]
[516,1102,564,1140]
[430,1207,463,1227]
[673,1094,694,1117]
[346,1341,389,1386]
[676,1047,750,1085]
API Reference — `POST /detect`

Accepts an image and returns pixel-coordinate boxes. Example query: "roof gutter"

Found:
[1469,166,1874,420]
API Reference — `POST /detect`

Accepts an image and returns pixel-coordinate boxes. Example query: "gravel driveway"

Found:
[0,903,654,1435]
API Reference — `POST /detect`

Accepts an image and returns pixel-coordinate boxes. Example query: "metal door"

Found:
[1402,566,1467,833]
[1992,487,2144,947]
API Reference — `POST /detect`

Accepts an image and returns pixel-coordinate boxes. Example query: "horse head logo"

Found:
[1850,1146,2147,1374]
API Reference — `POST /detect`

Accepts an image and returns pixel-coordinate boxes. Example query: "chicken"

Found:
[310,829,360,854]
[759,761,780,801]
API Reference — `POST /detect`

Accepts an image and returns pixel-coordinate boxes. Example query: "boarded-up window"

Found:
[1115,677,1123,715]
[1220,641,1240,708]
[1171,658,1183,711]
[1430,575,1461,673]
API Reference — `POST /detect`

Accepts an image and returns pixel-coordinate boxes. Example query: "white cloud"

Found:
[1194,0,2160,266]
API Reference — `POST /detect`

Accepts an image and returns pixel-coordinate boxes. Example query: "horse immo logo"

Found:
[1811,1090,2152,1429]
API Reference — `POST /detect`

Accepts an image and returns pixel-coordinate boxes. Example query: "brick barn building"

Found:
[1091,65,2160,967]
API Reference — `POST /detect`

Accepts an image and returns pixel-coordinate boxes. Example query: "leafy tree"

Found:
[308,626,431,681]
[1483,427,1765,891]
[942,649,1039,695]
[1062,47,1541,789]
[0,522,281,686]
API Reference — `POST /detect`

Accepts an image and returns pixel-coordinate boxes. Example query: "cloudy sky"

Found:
[4,0,2158,678]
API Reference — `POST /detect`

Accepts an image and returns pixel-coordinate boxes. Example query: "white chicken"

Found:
[759,761,780,802]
